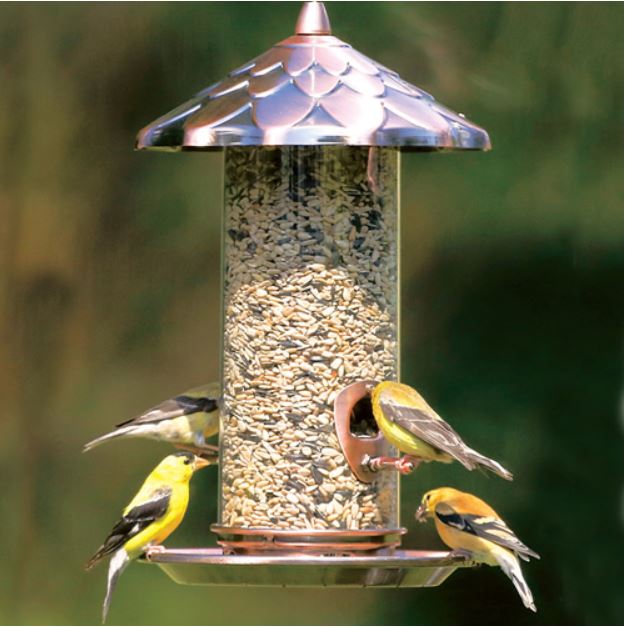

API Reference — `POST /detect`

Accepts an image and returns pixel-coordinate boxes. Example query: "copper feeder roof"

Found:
[136,1,491,151]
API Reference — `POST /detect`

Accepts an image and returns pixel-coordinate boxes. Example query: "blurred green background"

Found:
[0,1,622,625]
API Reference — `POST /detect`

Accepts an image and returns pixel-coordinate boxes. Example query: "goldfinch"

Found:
[370,381,512,479]
[85,452,211,622]
[83,382,221,453]
[415,487,539,612]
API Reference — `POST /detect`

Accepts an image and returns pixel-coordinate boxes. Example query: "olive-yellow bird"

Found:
[416,487,539,611]
[85,452,211,622]
[83,383,221,453]
[370,381,512,479]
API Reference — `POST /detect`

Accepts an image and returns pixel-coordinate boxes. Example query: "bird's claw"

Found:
[363,455,398,473]
[145,545,167,559]
[364,455,383,472]
[175,443,219,459]
[363,455,420,474]
[449,548,473,561]
[395,456,420,475]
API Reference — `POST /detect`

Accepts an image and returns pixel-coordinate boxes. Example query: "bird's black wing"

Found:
[379,399,476,470]
[115,395,218,428]
[435,503,540,560]
[85,488,172,569]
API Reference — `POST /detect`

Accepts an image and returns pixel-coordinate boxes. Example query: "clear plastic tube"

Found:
[220,146,399,531]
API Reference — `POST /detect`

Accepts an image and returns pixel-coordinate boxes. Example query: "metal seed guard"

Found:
[137,1,490,587]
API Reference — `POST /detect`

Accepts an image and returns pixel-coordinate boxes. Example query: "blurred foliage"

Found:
[0,2,622,625]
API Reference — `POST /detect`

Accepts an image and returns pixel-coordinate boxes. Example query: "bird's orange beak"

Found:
[415,503,428,522]
[193,455,214,470]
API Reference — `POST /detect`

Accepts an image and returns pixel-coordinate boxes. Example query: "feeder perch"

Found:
[137,1,490,587]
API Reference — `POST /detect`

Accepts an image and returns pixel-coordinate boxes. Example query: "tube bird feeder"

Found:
[137,1,490,587]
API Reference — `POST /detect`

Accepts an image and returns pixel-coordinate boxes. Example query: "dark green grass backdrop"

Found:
[0,2,622,625]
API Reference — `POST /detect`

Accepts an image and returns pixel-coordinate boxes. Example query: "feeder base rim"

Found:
[143,547,476,588]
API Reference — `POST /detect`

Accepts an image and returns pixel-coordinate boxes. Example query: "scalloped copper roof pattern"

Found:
[136,2,490,151]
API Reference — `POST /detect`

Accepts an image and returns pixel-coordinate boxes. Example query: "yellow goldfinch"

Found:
[85,451,211,623]
[370,381,512,479]
[415,487,539,612]
[83,382,221,453]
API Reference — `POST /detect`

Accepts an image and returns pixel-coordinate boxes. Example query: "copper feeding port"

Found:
[334,380,399,483]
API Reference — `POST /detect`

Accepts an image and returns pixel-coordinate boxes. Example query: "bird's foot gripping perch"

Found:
[144,545,167,559]
[174,443,219,462]
[363,455,421,475]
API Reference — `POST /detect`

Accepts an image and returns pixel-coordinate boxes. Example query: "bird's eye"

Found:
[183,457,191,465]
[425,495,431,502]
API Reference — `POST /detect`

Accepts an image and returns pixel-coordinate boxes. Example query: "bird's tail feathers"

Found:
[102,549,130,624]
[85,547,108,571]
[493,546,537,612]
[83,427,135,453]
[467,448,513,480]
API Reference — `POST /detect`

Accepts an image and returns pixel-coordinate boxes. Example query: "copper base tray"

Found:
[211,525,406,555]
[144,547,474,587]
